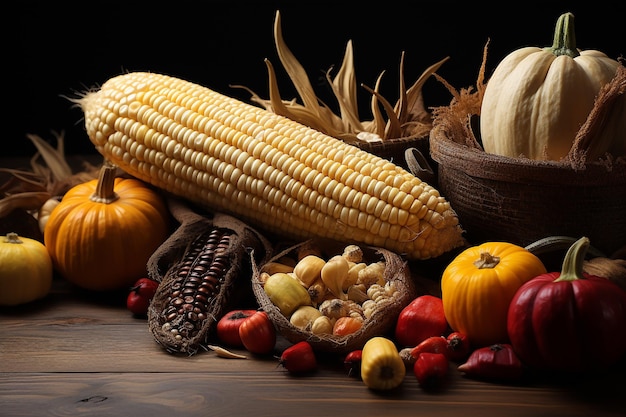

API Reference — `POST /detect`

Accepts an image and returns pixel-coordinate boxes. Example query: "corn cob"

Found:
[147,200,272,355]
[80,72,464,260]
[155,228,231,351]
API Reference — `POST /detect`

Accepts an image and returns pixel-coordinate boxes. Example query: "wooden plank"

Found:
[2,277,625,417]
[2,372,623,417]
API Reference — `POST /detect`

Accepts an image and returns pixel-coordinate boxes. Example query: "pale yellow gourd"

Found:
[320,255,350,300]
[480,12,620,161]
[263,272,312,317]
[293,255,326,287]
[0,233,53,306]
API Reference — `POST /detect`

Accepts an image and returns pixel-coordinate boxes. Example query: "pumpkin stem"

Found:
[545,12,580,58]
[473,251,500,269]
[4,232,23,244]
[554,236,589,282]
[90,163,120,204]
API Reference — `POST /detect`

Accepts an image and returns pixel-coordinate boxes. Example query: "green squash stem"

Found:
[545,12,580,58]
[553,236,589,282]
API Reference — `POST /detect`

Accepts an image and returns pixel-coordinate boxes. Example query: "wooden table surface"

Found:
[1,273,624,417]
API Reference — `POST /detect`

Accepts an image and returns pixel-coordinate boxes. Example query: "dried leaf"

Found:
[0,132,100,219]
[26,133,73,183]
[401,56,450,125]
[273,11,320,115]
[0,191,51,218]
[329,40,364,131]
[394,52,409,125]
[0,168,47,194]
[264,58,343,137]
[431,40,489,149]
[367,72,387,139]
[241,11,448,147]
[361,83,402,139]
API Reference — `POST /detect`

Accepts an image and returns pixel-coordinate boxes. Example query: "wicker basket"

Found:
[354,135,431,172]
[429,113,626,257]
[251,239,418,354]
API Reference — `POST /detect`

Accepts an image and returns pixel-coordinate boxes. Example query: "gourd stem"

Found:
[554,236,589,282]
[474,252,500,269]
[5,232,23,244]
[90,163,120,204]
[545,12,580,58]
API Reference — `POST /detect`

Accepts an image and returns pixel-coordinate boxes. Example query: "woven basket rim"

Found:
[430,122,626,186]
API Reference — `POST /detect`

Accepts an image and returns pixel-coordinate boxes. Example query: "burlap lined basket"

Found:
[251,239,418,354]
[429,78,626,256]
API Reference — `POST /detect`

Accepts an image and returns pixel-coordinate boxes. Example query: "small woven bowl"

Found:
[429,114,626,257]
[354,135,430,172]
[251,239,418,354]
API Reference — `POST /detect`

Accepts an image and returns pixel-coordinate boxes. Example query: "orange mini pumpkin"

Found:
[44,164,170,291]
[440,242,546,347]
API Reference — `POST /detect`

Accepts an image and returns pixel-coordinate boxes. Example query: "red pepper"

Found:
[394,295,448,347]
[446,331,471,362]
[279,341,317,374]
[457,343,524,381]
[343,349,363,378]
[413,352,448,389]
[507,237,626,373]
[410,336,449,359]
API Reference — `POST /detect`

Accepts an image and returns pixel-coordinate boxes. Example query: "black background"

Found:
[7,0,625,157]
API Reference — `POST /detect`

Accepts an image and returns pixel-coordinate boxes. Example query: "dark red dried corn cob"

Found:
[147,200,273,356]
[148,226,252,355]
[159,229,232,342]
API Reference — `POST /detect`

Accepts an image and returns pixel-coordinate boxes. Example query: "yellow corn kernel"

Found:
[79,72,465,260]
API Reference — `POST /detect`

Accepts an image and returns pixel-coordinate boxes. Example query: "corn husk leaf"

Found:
[0,132,100,219]
[237,10,448,145]
[272,10,321,117]
[327,40,364,133]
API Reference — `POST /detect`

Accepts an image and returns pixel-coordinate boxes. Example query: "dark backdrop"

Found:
[7,1,625,157]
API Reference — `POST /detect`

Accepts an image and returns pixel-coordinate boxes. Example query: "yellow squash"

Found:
[0,232,53,306]
[360,336,405,390]
[440,242,546,347]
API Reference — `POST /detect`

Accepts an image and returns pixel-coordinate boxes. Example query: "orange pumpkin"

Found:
[44,164,170,291]
[440,242,546,347]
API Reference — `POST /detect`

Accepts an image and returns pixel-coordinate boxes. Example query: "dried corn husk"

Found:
[234,11,448,170]
[0,133,99,218]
